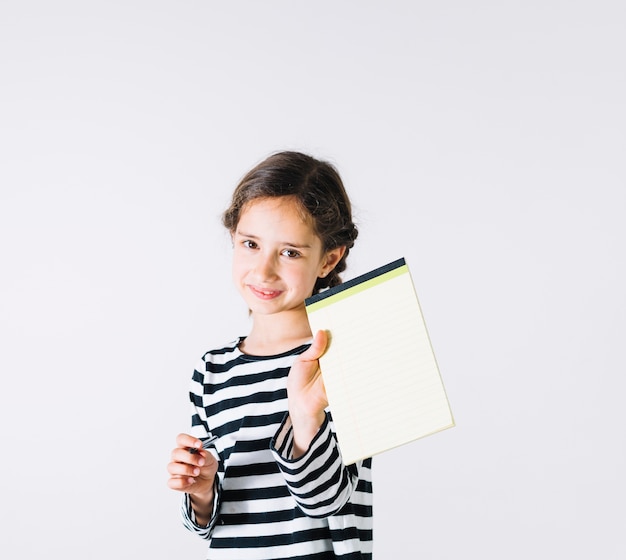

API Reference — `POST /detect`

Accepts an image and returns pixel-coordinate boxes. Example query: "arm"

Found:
[167,362,222,537]
[271,412,363,517]
[271,330,362,517]
[286,330,331,456]
[167,432,220,531]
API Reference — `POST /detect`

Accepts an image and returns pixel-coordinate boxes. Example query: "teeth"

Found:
[253,287,277,296]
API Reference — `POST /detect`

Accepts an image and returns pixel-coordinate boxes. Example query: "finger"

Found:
[167,460,201,479]
[171,445,214,469]
[301,330,329,362]
[167,474,197,491]
[174,433,211,463]
[175,432,203,450]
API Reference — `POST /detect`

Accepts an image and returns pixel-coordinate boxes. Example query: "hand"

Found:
[287,330,330,456]
[167,433,218,498]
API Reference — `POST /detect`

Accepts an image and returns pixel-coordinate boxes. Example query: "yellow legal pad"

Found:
[305,258,455,464]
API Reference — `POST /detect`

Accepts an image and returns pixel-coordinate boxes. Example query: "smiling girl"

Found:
[167,151,373,559]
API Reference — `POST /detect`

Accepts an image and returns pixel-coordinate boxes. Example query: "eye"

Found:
[281,248,302,259]
[242,239,258,249]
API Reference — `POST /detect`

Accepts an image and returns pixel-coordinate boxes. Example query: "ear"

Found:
[319,246,346,278]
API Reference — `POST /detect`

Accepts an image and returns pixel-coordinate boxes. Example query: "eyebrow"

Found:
[235,230,313,249]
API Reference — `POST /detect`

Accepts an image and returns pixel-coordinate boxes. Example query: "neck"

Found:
[241,308,312,356]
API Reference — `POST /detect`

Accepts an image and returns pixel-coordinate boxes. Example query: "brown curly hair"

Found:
[222,151,358,295]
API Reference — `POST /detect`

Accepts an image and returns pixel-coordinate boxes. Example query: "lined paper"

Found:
[305,258,454,464]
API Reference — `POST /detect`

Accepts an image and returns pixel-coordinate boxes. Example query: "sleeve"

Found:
[180,477,222,539]
[270,411,363,518]
[179,357,223,538]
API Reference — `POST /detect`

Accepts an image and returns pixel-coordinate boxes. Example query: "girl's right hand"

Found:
[167,433,218,497]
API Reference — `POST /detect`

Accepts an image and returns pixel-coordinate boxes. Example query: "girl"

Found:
[167,151,373,559]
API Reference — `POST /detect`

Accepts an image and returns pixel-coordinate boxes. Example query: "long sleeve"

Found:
[180,361,223,539]
[270,412,362,518]
[180,477,222,539]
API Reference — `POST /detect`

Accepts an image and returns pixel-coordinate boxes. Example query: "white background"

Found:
[1,1,624,558]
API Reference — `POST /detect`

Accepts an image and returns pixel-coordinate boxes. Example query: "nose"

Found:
[254,252,278,281]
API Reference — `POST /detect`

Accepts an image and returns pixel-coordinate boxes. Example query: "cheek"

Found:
[296,269,320,294]
[231,254,245,283]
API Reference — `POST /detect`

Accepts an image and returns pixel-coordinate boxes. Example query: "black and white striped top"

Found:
[180,338,373,560]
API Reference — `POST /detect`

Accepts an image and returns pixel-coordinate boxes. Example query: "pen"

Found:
[188,434,218,454]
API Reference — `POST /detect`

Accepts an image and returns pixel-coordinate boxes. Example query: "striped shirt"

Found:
[180,338,373,559]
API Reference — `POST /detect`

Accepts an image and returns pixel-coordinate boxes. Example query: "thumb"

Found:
[301,330,330,362]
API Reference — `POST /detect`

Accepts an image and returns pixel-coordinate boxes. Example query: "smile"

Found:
[248,285,283,300]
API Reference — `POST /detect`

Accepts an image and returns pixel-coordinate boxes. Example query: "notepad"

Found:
[305,258,454,465]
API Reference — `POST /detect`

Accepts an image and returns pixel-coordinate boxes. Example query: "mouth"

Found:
[248,285,283,300]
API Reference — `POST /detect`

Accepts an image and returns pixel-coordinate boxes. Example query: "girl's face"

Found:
[231,196,344,319]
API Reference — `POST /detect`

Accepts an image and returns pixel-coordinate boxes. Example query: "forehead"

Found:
[238,196,314,232]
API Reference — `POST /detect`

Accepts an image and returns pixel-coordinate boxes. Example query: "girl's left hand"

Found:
[287,330,330,456]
